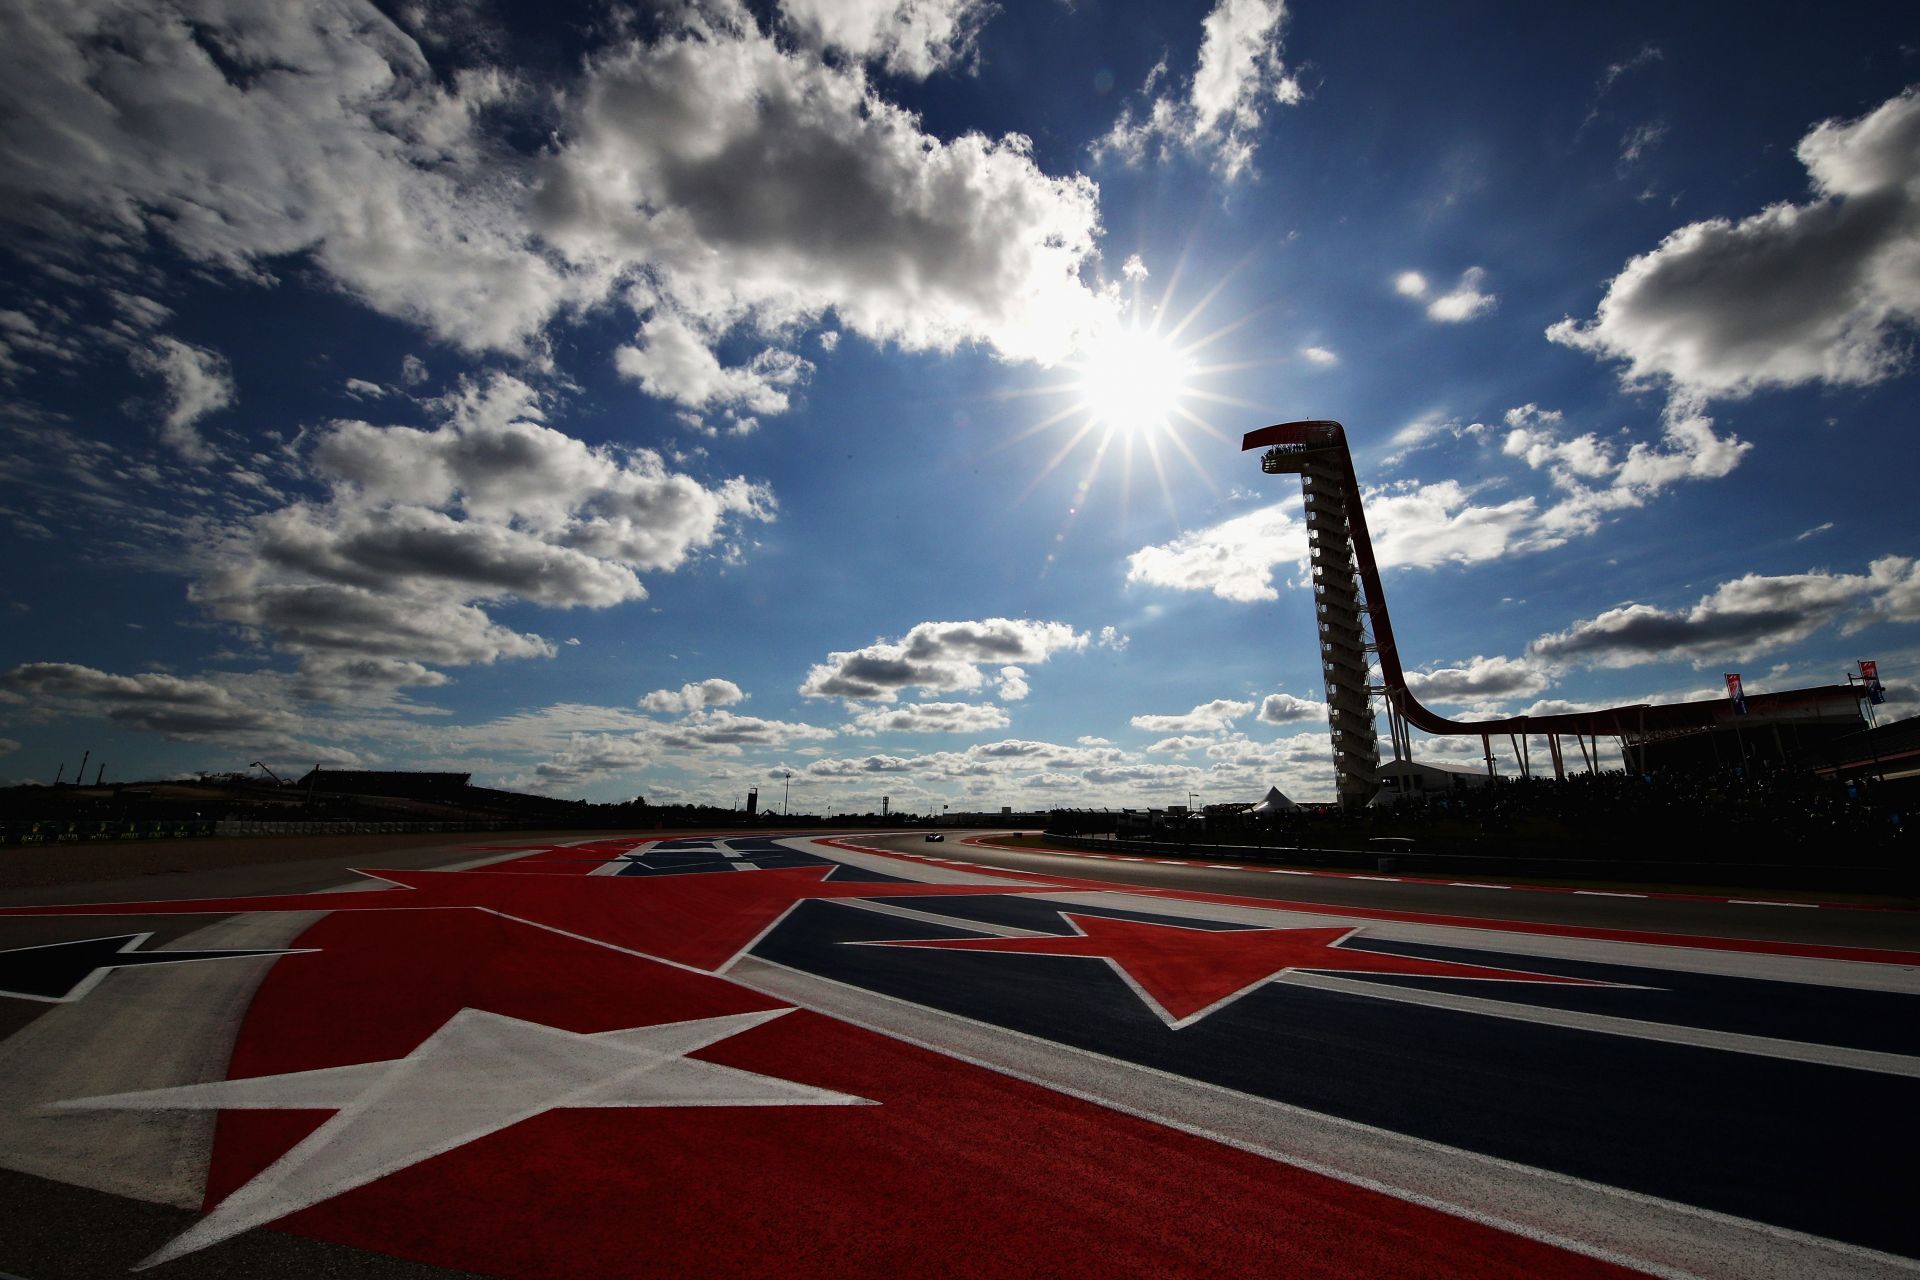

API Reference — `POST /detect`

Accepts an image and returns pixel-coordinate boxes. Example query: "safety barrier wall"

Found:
[0,818,516,845]
[1034,831,1912,893]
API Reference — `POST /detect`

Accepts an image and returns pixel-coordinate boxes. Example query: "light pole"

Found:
[783,771,792,816]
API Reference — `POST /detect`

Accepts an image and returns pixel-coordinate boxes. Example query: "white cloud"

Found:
[844,701,1012,735]
[1507,404,1750,543]
[801,618,1089,701]
[195,375,773,691]
[1130,698,1253,733]
[1299,345,1339,366]
[1145,735,1212,754]
[1094,0,1300,181]
[540,9,1113,381]
[777,0,993,78]
[0,661,297,742]
[1257,692,1325,723]
[1394,267,1496,321]
[641,678,747,713]
[656,708,835,753]
[1796,522,1835,542]
[1366,481,1539,569]
[132,337,234,463]
[804,753,918,777]
[0,1,582,355]
[1404,655,1550,704]
[1529,557,1920,669]
[613,316,812,415]
[1618,120,1668,166]
[995,665,1030,701]
[1131,399,1749,602]
[1,1,1113,412]
[529,734,657,787]
[1096,625,1130,650]
[1125,500,1301,602]
[1549,87,1920,399]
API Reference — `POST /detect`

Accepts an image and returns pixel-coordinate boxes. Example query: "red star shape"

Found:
[869,913,1605,1025]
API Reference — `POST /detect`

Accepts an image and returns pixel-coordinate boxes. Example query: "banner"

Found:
[1724,672,1748,716]
[1860,660,1885,705]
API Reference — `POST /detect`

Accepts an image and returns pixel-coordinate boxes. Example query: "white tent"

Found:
[1249,785,1299,814]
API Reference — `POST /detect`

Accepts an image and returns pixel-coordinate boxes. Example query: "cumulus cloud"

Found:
[777,0,993,78]
[1502,403,1750,542]
[538,7,1113,380]
[1404,655,1550,704]
[804,753,917,777]
[1300,345,1339,366]
[1529,557,1920,668]
[131,337,234,463]
[655,708,835,753]
[1125,501,1302,602]
[1,1,1113,412]
[995,665,1029,701]
[800,618,1088,701]
[1094,0,1301,181]
[0,662,297,741]
[196,375,773,691]
[1549,88,1920,399]
[844,701,1012,734]
[1366,480,1539,569]
[531,734,656,787]
[1130,698,1253,733]
[1257,692,1325,723]
[0,0,583,355]
[1395,267,1497,322]
[614,316,813,415]
[641,678,747,713]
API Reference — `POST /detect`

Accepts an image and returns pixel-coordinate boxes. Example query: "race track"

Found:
[0,830,1914,1278]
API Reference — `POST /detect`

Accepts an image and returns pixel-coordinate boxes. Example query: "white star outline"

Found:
[46,1006,874,1270]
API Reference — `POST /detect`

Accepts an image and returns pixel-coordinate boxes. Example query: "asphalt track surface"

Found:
[0,829,1913,1278]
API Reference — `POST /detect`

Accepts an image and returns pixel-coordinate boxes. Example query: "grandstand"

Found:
[1246,420,1869,808]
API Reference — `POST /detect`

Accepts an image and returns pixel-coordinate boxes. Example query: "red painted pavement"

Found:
[209,907,1647,1278]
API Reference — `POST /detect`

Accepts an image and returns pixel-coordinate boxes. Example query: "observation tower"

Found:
[1254,421,1383,808]
[1244,419,1867,808]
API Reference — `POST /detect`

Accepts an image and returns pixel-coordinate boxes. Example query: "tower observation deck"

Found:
[1245,420,1866,808]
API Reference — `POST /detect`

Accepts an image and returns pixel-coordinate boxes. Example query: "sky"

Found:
[0,0,1915,811]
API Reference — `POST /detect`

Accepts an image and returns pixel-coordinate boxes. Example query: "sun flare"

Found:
[1071,323,1196,437]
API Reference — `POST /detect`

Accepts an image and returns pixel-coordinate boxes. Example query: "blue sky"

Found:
[1,0,1915,809]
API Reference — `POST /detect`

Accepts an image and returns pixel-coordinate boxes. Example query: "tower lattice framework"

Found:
[1261,433,1381,808]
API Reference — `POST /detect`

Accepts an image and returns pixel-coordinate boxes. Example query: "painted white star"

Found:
[48,1007,872,1269]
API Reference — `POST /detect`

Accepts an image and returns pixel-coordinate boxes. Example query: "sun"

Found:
[1070,322,1197,437]
[984,267,1258,542]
